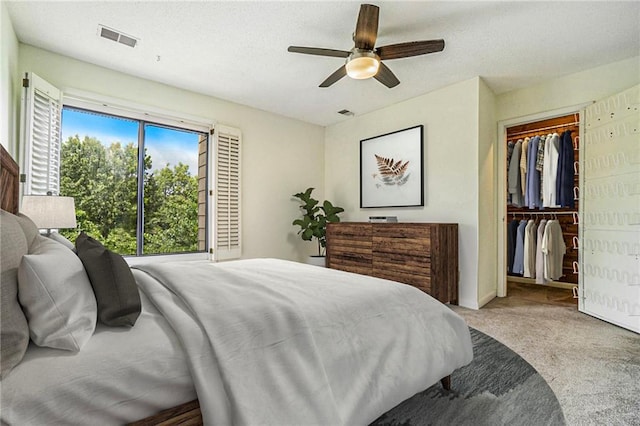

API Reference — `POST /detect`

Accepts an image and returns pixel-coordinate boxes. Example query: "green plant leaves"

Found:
[292,187,344,256]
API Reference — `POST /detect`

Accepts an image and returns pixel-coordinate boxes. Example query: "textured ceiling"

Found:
[6,1,640,126]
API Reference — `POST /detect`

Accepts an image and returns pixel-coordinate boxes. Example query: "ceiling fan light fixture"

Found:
[346,50,380,80]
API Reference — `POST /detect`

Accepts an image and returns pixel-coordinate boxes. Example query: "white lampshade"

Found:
[20,195,77,230]
[346,50,380,80]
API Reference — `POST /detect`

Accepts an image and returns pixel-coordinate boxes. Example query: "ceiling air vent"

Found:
[98,25,139,48]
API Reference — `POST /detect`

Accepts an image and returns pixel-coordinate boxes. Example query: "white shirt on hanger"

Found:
[523,219,537,278]
[541,219,566,281]
[535,219,548,284]
[543,133,561,207]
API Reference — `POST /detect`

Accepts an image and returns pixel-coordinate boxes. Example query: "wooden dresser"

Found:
[326,222,459,304]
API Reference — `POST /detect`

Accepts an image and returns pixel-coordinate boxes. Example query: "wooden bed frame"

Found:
[0,144,20,214]
[1,144,451,425]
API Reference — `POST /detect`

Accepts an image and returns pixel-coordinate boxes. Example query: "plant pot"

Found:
[306,256,326,267]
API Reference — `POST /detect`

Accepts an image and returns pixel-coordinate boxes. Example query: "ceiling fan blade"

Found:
[319,65,347,88]
[377,39,445,60]
[374,62,400,88]
[354,4,379,50]
[288,46,350,58]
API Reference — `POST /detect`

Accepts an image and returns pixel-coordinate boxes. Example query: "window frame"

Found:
[22,78,242,264]
[61,91,214,261]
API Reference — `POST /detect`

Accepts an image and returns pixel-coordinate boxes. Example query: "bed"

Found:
[0,144,473,425]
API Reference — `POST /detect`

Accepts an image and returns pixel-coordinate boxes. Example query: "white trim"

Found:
[63,88,213,133]
[495,102,593,298]
[577,115,586,313]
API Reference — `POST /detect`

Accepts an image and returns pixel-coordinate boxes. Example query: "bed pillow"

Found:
[75,232,141,327]
[47,231,77,252]
[15,213,40,252]
[0,211,30,377]
[18,236,97,351]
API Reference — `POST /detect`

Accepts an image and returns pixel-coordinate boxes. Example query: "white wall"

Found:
[17,44,326,262]
[325,77,484,309]
[0,1,19,156]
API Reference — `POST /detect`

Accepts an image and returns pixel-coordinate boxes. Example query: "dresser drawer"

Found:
[372,267,431,293]
[372,223,430,239]
[326,222,458,305]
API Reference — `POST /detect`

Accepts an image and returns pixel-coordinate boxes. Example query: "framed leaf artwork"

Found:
[360,125,424,208]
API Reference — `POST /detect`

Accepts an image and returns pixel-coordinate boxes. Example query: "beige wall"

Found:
[17,44,326,262]
[325,77,484,309]
[477,78,497,307]
[0,1,20,156]
[496,56,640,122]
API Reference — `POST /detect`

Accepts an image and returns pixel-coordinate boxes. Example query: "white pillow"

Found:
[18,236,97,351]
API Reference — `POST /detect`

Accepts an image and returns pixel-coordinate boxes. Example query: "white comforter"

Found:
[0,292,196,425]
[132,258,473,426]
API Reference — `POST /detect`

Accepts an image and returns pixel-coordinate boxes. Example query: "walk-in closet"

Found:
[498,85,639,333]
[504,113,580,301]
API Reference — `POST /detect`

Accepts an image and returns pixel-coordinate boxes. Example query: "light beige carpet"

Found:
[451,295,640,425]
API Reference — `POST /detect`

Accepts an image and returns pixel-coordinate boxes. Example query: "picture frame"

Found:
[360,125,424,208]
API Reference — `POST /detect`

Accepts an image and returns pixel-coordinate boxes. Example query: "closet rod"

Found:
[509,211,576,215]
[507,121,579,138]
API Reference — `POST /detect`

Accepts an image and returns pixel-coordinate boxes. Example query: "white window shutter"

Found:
[21,72,62,195]
[213,125,241,260]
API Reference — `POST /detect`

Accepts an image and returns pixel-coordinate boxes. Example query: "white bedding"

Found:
[132,258,473,426]
[0,292,196,425]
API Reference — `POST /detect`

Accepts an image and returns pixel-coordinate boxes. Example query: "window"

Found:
[21,72,242,260]
[59,107,206,255]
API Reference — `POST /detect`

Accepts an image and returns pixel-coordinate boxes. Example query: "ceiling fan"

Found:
[288,4,445,88]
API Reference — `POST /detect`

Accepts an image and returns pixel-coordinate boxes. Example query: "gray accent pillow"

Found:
[18,236,97,351]
[75,232,141,327]
[15,213,39,252]
[0,211,30,378]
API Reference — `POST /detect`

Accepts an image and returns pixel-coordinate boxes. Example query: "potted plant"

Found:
[292,187,344,266]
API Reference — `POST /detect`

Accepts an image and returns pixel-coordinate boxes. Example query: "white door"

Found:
[580,84,640,333]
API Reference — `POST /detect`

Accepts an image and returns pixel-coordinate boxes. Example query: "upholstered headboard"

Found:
[0,144,20,214]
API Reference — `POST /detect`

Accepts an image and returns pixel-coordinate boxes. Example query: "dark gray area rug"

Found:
[371,328,565,426]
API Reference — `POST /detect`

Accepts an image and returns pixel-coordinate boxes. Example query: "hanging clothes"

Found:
[541,219,566,281]
[557,130,575,208]
[508,140,524,207]
[536,135,546,205]
[526,136,541,209]
[507,218,519,274]
[507,140,515,169]
[512,220,528,275]
[506,115,580,287]
[523,219,537,278]
[535,219,548,284]
[542,133,561,207]
[520,137,530,200]
[506,140,515,205]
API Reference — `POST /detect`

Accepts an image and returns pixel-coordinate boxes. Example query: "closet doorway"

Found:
[497,104,590,302]
[498,86,639,334]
